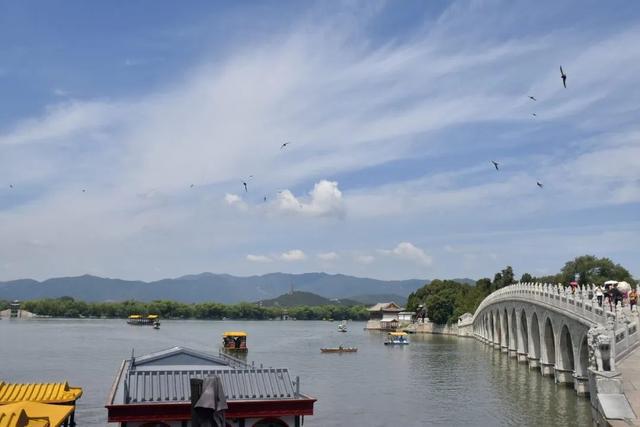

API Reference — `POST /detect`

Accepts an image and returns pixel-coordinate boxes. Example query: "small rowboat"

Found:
[320,347,357,353]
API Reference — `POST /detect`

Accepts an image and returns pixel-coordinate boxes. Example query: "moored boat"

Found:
[384,331,410,345]
[337,322,347,332]
[321,346,357,353]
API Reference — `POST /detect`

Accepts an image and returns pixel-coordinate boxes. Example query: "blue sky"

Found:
[0,0,639,281]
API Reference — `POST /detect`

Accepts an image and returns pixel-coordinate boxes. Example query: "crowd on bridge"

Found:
[567,280,637,311]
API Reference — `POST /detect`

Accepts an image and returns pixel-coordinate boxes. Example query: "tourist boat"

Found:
[384,331,410,345]
[153,321,160,329]
[127,314,160,326]
[222,331,248,353]
[320,346,357,353]
[337,322,347,332]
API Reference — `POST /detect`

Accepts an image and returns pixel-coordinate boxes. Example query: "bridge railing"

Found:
[473,282,616,323]
[472,282,640,368]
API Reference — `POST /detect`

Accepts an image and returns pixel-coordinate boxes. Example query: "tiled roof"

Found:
[125,368,296,403]
[0,382,82,405]
[0,401,73,427]
[367,302,402,312]
[132,346,232,367]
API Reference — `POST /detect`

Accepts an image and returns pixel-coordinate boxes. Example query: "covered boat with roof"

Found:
[106,346,315,427]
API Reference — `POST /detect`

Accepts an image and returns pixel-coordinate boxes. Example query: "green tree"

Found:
[559,255,636,286]
[492,273,503,291]
[520,273,533,283]
[501,266,515,287]
[425,292,455,325]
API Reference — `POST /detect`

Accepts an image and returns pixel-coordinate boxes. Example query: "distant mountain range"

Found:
[0,272,436,304]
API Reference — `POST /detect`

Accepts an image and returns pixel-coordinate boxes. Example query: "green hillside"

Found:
[257,291,360,307]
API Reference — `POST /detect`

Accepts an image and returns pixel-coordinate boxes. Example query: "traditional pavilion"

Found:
[0,381,83,426]
[106,346,315,427]
[365,302,403,330]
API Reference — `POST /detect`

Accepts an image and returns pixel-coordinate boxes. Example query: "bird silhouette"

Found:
[82,189,86,193]
[529,96,537,101]
[242,175,254,192]
[280,142,290,149]
[560,66,567,88]
[537,181,544,188]
[491,160,499,171]
[190,184,195,188]
[9,184,13,189]
[532,113,537,117]
[263,196,267,202]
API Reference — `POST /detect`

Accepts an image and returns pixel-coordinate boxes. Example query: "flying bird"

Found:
[263,195,267,202]
[82,189,86,193]
[560,66,567,88]
[491,160,499,171]
[280,142,290,149]
[9,184,13,189]
[529,96,537,101]
[537,181,544,188]
[190,184,195,188]
[242,175,254,192]
[532,113,537,117]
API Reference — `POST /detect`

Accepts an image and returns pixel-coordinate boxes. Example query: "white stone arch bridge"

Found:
[464,282,640,405]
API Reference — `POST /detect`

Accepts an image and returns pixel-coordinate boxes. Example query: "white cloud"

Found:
[355,254,375,264]
[246,254,272,263]
[274,180,345,218]
[280,249,306,262]
[382,242,433,266]
[317,251,339,261]
[224,193,247,210]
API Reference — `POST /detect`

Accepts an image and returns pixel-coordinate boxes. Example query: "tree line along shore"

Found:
[0,298,371,321]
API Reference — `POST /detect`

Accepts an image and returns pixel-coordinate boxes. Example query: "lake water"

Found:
[0,319,592,426]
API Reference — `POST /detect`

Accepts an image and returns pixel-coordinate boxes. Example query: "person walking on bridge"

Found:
[595,285,604,307]
[629,288,637,312]
[612,285,623,309]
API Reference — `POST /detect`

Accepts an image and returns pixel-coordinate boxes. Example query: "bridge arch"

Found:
[577,336,589,380]
[509,308,517,356]
[558,325,575,384]
[502,308,509,353]
[542,317,556,376]
[529,311,541,366]
[519,309,528,360]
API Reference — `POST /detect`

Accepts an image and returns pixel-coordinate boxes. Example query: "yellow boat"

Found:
[222,331,248,353]
[127,314,160,326]
[384,331,409,345]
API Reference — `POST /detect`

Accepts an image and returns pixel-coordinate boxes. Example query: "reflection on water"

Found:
[0,319,591,426]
